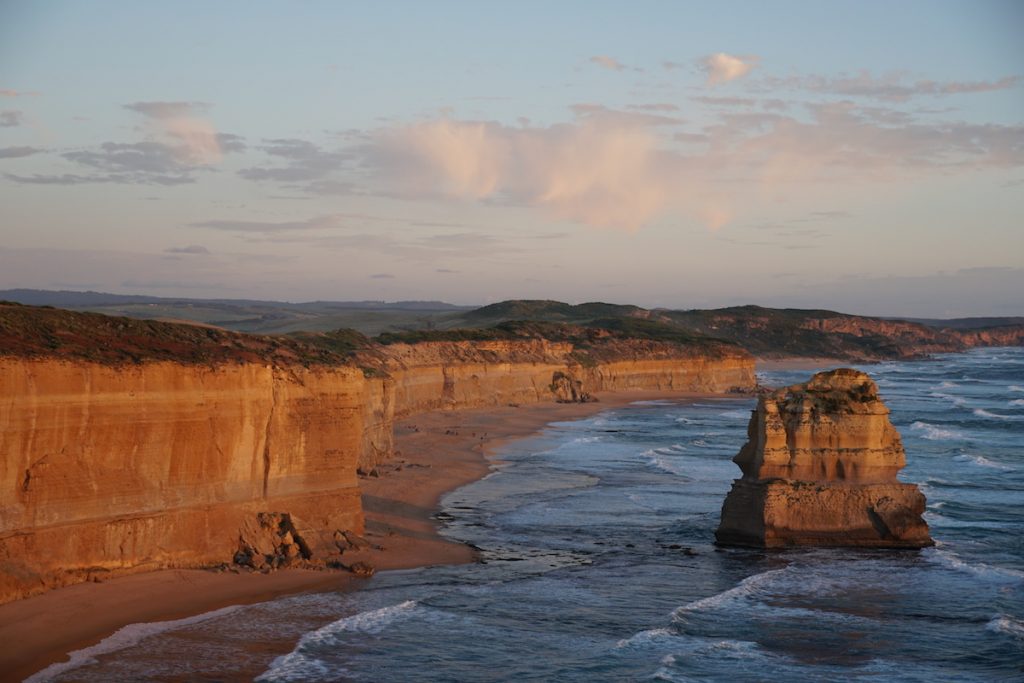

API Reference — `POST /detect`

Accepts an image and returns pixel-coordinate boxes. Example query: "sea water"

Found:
[39,348,1024,682]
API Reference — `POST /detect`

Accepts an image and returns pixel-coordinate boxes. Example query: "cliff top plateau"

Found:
[0,302,747,368]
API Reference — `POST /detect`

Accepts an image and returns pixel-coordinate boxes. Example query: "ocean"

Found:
[36,348,1024,682]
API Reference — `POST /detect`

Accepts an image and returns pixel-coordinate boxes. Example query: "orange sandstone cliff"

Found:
[715,369,932,548]
[0,304,755,603]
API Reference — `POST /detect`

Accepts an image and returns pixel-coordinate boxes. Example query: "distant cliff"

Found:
[659,306,1024,360]
[0,304,755,603]
[715,369,932,548]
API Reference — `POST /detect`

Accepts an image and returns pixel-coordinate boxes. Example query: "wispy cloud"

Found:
[121,278,226,290]
[589,55,626,71]
[0,89,39,98]
[4,173,113,185]
[570,103,683,127]
[700,53,758,86]
[59,141,206,185]
[760,72,1020,102]
[4,102,245,185]
[627,103,680,112]
[190,214,347,233]
[370,273,395,279]
[238,138,350,186]
[0,146,41,159]
[692,96,758,107]
[164,244,210,254]
[123,100,240,165]
[1,110,23,127]
[124,101,210,118]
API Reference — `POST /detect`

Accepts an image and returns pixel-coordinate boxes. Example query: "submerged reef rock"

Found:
[715,369,932,548]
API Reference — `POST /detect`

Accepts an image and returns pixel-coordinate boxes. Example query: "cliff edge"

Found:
[0,303,756,603]
[715,369,932,548]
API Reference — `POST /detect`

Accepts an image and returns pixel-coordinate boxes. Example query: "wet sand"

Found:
[0,390,704,682]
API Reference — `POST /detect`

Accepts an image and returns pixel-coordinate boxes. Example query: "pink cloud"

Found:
[356,103,1023,232]
[590,55,626,71]
[371,118,669,230]
[700,53,758,86]
[124,101,224,165]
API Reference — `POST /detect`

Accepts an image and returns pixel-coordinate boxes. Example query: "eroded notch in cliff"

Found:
[262,373,279,499]
[442,366,456,406]
[20,455,50,495]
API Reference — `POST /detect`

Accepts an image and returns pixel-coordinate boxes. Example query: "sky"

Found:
[1,0,1022,317]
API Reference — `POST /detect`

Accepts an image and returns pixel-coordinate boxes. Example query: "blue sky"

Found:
[1,1,1022,316]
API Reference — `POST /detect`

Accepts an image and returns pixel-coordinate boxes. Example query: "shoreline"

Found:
[0,389,718,682]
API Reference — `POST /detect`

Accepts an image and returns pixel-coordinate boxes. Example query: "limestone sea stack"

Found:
[715,369,933,548]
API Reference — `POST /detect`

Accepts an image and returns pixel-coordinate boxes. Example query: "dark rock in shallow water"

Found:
[715,369,932,549]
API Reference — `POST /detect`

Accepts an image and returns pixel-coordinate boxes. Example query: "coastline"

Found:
[0,389,715,682]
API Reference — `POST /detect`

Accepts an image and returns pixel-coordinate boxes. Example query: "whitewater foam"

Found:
[257,601,420,682]
[615,627,676,649]
[953,453,1012,470]
[1011,399,1024,407]
[927,547,1024,583]
[909,421,963,441]
[973,408,1017,420]
[25,605,243,683]
[672,568,788,616]
[929,392,967,407]
[646,452,686,476]
[923,511,1009,529]
[987,614,1024,640]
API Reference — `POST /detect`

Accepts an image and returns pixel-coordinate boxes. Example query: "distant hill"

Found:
[463,299,646,324]
[2,290,1022,360]
[0,289,472,336]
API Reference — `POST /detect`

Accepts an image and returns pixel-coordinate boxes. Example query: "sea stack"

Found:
[715,368,932,548]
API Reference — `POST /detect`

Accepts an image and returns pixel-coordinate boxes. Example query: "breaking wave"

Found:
[257,601,420,682]
[926,547,1024,583]
[973,408,1017,420]
[672,568,788,616]
[909,421,963,441]
[987,614,1024,640]
[953,453,1012,470]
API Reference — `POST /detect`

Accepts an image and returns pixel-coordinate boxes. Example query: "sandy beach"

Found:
[0,390,707,682]
[755,357,846,372]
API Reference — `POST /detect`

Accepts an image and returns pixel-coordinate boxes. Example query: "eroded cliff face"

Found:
[356,340,756,470]
[0,359,367,602]
[715,369,932,548]
[1,337,756,603]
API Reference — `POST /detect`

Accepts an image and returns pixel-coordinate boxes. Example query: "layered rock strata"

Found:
[1,327,755,603]
[0,360,367,602]
[715,369,932,548]
[357,339,756,470]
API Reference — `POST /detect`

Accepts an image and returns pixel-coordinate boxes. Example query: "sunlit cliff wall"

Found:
[0,359,366,602]
[1,342,755,603]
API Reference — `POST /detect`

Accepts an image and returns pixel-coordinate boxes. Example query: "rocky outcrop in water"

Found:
[715,369,932,548]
